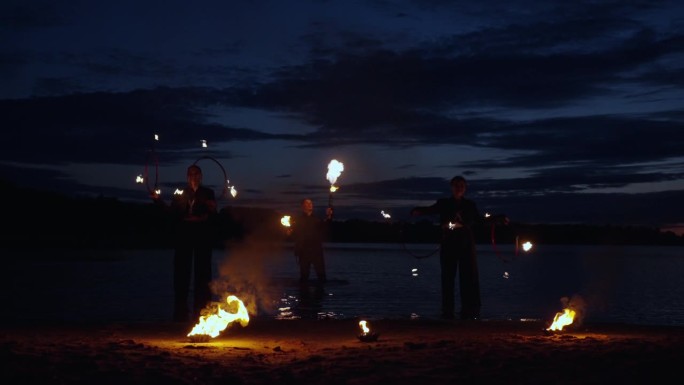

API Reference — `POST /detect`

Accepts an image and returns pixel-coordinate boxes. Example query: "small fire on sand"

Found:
[357,320,379,342]
[546,307,576,332]
[187,295,250,342]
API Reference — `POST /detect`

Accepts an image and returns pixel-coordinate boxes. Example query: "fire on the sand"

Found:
[187,295,250,340]
[358,320,379,342]
[546,308,576,332]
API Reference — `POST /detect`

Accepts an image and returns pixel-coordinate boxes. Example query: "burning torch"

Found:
[326,159,344,210]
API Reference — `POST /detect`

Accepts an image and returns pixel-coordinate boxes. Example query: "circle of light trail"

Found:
[142,141,160,195]
[379,210,440,259]
[193,155,237,200]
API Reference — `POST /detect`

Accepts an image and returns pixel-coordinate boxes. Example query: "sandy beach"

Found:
[2,317,682,385]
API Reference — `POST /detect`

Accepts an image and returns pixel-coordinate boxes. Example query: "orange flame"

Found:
[280,215,291,227]
[359,320,370,335]
[546,308,576,331]
[522,241,533,252]
[326,159,344,186]
[187,295,250,339]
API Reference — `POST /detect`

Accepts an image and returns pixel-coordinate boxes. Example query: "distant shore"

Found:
[4,180,684,248]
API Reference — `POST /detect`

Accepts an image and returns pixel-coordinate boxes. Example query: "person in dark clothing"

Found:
[411,176,508,320]
[289,198,333,286]
[153,164,217,322]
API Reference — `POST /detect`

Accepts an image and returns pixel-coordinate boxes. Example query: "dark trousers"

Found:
[440,236,480,318]
[173,227,213,321]
[298,252,326,285]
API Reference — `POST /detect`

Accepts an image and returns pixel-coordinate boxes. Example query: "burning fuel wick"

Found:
[357,320,380,342]
[326,159,344,212]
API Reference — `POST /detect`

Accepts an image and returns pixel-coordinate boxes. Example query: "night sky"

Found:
[2,0,683,231]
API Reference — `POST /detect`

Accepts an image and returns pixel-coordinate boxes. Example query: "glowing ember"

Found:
[136,174,144,184]
[280,215,291,227]
[448,222,462,230]
[522,241,533,252]
[380,210,391,219]
[326,159,344,186]
[546,308,576,331]
[187,295,250,339]
[173,188,183,195]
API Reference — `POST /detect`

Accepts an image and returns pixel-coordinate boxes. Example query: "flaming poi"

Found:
[187,295,250,341]
[280,215,291,227]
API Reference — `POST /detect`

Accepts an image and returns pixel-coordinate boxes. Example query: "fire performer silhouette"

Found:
[411,175,509,320]
[288,198,333,287]
[153,164,217,322]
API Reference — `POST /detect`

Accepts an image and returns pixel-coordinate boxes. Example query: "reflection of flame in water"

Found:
[280,215,291,227]
[546,308,576,331]
[359,320,370,335]
[326,159,344,185]
[188,295,250,339]
[136,175,144,184]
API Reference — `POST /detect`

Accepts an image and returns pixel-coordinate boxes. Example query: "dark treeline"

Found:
[3,180,683,249]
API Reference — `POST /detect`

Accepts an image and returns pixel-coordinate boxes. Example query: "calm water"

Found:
[3,243,684,326]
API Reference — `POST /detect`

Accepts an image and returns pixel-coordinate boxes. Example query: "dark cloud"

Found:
[0,88,299,166]
[0,1,68,28]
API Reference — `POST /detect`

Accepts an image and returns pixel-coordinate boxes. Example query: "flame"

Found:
[329,185,339,193]
[522,241,533,252]
[174,188,183,195]
[154,188,161,196]
[546,308,576,331]
[154,134,159,141]
[136,174,144,184]
[187,295,250,339]
[201,139,207,148]
[485,212,491,218]
[380,210,391,219]
[230,185,238,198]
[326,159,344,186]
[281,215,291,227]
[359,320,370,335]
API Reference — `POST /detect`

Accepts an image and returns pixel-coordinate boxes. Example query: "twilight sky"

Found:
[1,0,683,230]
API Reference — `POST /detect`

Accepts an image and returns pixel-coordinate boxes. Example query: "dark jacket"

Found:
[291,213,328,258]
